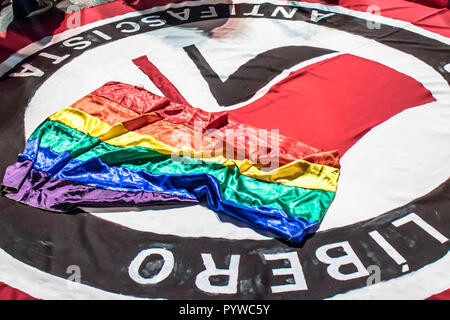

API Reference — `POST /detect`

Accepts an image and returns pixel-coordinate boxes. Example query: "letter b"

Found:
[315,241,369,281]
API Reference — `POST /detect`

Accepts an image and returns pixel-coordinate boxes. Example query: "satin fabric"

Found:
[3,160,197,212]
[22,136,334,221]
[2,81,342,242]
[47,108,339,192]
[72,94,228,151]
[72,94,341,168]
[88,81,341,168]
[92,81,171,115]
[5,157,321,242]
[73,93,342,168]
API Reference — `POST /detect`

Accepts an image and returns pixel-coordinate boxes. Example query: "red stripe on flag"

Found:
[132,56,190,105]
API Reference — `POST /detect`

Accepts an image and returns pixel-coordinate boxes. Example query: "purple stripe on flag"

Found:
[2,160,198,212]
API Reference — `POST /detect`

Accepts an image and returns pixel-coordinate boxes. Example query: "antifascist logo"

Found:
[0,0,449,299]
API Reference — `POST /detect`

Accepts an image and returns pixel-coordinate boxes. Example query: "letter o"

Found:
[128,248,174,285]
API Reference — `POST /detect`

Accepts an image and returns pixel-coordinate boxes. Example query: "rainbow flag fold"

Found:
[2,82,340,243]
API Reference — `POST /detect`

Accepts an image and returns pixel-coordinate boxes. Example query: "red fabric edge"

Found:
[132,55,190,105]
[0,282,39,300]
[426,288,450,300]
[1,277,449,299]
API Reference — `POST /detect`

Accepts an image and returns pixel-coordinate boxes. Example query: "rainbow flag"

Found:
[2,82,340,243]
